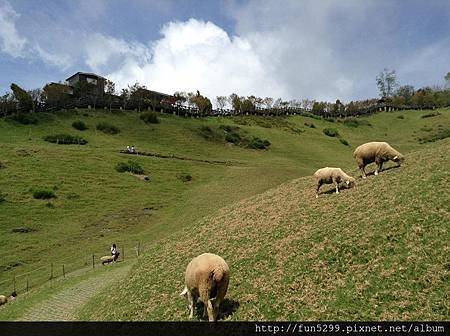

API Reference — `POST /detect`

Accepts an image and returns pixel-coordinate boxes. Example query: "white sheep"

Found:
[353,141,405,178]
[180,253,230,322]
[0,292,17,306]
[314,167,355,198]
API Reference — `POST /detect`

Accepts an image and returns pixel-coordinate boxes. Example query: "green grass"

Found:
[0,107,448,320]
[81,138,450,320]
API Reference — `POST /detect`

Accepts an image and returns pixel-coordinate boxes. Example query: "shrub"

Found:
[339,138,349,146]
[418,128,450,144]
[44,134,87,145]
[342,118,372,127]
[304,122,316,128]
[324,117,336,122]
[302,112,322,120]
[198,125,222,141]
[421,112,441,118]
[96,122,120,134]
[397,115,405,119]
[33,189,56,200]
[140,112,160,124]
[7,113,38,125]
[115,160,144,174]
[225,131,242,144]
[178,174,192,182]
[247,137,271,150]
[72,120,88,130]
[323,128,339,137]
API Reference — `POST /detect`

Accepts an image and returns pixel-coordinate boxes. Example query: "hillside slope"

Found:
[82,138,449,320]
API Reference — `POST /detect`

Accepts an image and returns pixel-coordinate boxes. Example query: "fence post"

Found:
[137,241,140,257]
[92,254,95,268]
[26,277,29,292]
[63,265,65,278]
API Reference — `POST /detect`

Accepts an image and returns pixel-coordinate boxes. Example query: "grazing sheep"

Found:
[314,167,355,198]
[353,142,405,178]
[180,253,230,322]
[100,253,119,265]
[0,292,17,306]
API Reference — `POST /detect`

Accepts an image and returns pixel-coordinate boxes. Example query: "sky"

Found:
[0,0,449,104]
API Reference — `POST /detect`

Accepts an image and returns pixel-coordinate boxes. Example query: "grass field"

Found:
[0,107,448,320]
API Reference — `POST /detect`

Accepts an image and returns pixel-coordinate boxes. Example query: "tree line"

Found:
[1,70,449,118]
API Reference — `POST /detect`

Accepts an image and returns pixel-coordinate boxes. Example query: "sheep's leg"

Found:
[315,182,322,198]
[375,160,382,175]
[360,165,367,179]
[335,182,339,194]
[187,292,195,319]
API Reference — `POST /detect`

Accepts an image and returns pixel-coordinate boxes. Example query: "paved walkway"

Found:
[20,264,131,321]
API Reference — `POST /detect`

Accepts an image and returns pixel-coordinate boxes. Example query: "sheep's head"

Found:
[346,176,356,187]
[393,154,405,165]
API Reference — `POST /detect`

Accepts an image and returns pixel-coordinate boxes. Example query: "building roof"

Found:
[46,82,74,88]
[65,72,107,81]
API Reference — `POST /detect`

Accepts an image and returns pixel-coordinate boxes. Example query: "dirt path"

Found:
[20,264,131,321]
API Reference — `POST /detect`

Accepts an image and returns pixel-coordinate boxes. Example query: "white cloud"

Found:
[101,19,286,101]
[0,0,27,57]
[35,45,73,70]
[84,33,151,72]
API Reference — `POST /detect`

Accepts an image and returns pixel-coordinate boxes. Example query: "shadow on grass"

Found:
[194,298,240,321]
[320,184,354,196]
[359,164,402,178]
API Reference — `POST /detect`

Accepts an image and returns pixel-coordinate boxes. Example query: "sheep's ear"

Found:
[393,155,398,160]
[180,287,188,297]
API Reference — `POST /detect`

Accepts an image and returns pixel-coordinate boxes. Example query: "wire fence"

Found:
[0,242,145,296]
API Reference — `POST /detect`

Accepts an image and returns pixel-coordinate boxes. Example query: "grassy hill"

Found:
[81,137,449,320]
[0,107,448,320]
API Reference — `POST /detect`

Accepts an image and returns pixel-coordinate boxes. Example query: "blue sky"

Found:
[1,0,449,103]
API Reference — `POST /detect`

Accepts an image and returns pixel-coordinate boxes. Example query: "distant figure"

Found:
[126,145,131,153]
[111,243,120,261]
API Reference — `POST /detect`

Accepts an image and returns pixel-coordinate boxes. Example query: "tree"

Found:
[333,99,343,116]
[190,91,212,115]
[0,92,15,116]
[263,97,274,109]
[28,88,43,113]
[445,72,450,89]
[240,97,255,114]
[120,88,130,109]
[395,85,415,105]
[11,83,32,111]
[105,80,116,111]
[43,84,71,109]
[229,93,241,113]
[174,91,187,105]
[128,82,148,111]
[215,96,227,111]
[376,68,397,98]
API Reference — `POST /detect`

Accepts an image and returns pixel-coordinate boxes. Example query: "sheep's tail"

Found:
[212,265,225,283]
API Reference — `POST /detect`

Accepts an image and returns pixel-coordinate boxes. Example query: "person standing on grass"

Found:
[111,243,120,262]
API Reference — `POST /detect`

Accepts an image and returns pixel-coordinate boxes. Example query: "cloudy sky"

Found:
[1,0,449,103]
